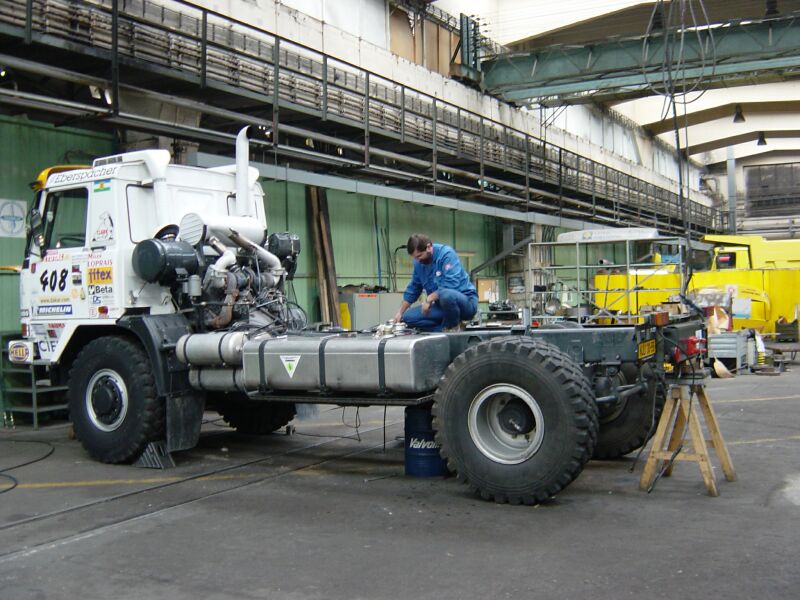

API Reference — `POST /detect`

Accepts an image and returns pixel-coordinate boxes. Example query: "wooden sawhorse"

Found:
[639,382,736,496]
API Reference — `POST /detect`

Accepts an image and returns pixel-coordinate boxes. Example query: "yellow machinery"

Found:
[594,234,800,333]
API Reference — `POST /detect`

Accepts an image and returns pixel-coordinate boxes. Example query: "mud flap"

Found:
[166,394,205,454]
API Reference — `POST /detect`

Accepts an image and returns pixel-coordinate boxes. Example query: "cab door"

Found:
[26,186,89,359]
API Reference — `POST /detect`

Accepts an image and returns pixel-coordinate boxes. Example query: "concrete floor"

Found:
[1,365,799,599]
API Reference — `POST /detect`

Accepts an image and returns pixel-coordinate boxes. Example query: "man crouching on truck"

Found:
[392,233,478,332]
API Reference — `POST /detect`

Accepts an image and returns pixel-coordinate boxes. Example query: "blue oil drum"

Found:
[404,405,449,477]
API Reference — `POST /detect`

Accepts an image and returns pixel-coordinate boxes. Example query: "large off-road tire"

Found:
[68,336,164,464]
[593,364,664,460]
[432,337,599,505]
[216,396,296,435]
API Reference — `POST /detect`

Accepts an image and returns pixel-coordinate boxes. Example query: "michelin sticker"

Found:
[36,304,73,316]
[280,355,301,378]
[0,199,26,238]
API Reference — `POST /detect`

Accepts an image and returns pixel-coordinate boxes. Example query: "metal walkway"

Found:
[0,0,726,235]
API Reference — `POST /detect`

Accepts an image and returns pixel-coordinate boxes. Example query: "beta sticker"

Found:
[279,355,301,379]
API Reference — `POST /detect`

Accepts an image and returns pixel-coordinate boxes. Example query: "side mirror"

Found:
[27,208,45,254]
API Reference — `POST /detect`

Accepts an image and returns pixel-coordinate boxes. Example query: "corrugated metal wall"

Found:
[0,117,113,333]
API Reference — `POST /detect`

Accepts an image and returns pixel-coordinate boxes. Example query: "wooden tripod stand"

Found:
[639,382,736,496]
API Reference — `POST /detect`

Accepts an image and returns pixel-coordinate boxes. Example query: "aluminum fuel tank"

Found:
[241,332,450,394]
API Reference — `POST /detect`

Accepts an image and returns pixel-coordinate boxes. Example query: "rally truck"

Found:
[7,127,705,504]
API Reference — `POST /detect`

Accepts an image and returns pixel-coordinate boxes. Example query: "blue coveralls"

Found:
[401,243,478,332]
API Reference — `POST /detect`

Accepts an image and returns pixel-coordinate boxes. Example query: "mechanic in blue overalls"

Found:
[393,233,478,332]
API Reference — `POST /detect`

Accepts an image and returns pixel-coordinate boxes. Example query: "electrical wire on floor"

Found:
[0,440,55,495]
[340,407,362,442]
[383,404,388,452]
[630,368,670,473]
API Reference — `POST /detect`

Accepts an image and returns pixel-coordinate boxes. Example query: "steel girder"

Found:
[482,16,800,104]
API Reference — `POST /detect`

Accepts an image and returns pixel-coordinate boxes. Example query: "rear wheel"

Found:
[68,336,163,463]
[433,337,598,505]
[593,364,664,459]
[216,395,296,434]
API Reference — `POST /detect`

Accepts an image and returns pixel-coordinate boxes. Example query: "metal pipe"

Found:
[207,272,239,329]
[235,126,251,217]
[227,229,282,271]
[188,367,247,392]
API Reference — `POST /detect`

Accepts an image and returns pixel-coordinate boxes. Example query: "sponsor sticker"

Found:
[279,355,301,378]
[91,212,114,242]
[49,165,119,185]
[43,251,66,263]
[408,437,440,450]
[35,304,73,316]
[8,341,32,363]
[39,295,71,304]
[88,284,113,296]
[88,266,113,285]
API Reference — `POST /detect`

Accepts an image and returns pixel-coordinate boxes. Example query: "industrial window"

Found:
[42,188,88,250]
[744,163,800,217]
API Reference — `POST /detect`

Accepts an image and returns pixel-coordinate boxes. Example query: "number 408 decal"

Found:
[39,268,69,292]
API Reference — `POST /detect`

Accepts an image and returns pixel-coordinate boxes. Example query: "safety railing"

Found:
[0,0,727,233]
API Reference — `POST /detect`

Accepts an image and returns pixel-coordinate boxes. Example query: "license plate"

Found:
[638,339,656,359]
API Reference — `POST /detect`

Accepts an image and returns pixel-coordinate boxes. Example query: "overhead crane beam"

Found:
[481,16,800,104]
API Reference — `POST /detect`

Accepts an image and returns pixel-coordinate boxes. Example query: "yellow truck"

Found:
[594,234,800,334]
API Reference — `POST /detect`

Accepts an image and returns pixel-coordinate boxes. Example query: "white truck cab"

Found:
[17,149,265,364]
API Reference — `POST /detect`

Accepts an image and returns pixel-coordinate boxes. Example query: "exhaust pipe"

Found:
[189,367,247,392]
[236,126,251,217]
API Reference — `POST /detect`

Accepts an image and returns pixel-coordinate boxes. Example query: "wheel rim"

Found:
[468,383,545,464]
[85,369,129,432]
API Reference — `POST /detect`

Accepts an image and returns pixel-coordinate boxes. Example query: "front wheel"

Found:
[433,337,598,505]
[68,336,164,463]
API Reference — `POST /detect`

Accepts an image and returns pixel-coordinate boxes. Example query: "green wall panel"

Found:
[0,117,113,333]
[261,179,317,321]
